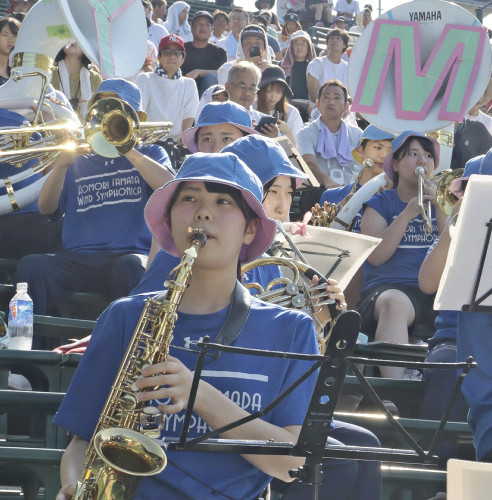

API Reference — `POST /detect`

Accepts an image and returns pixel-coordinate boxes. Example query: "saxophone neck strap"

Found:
[215,281,251,346]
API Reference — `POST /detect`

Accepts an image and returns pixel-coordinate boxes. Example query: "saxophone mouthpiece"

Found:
[362,158,375,169]
[188,227,207,248]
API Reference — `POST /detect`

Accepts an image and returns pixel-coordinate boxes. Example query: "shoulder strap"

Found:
[215,281,251,346]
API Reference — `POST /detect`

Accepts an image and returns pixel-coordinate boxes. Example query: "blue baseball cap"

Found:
[222,135,307,188]
[87,78,147,120]
[383,130,440,181]
[144,152,276,263]
[182,102,257,153]
[351,125,394,164]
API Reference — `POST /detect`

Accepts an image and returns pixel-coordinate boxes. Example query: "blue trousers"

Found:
[420,340,468,468]
[420,340,467,422]
[457,311,492,461]
[279,420,382,500]
[16,251,147,316]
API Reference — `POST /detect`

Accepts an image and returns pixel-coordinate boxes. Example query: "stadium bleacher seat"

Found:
[0,258,18,285]
[34,314,95,345]
[334,411,475,460]
[341,375,425,418]
[0,389,65,449]
[0,349,62,392]
[382,465,446,500]
[0,447,62,500]
[57,291,111,321]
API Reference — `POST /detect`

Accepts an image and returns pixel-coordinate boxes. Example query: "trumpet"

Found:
[435,168,464,216]
[0,99,173,214]
[84,97,172,158]
[0,97,172,166]
[415,166,433,234]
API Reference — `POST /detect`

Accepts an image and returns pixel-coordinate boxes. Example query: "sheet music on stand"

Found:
[435,175,492,312]
[271,223,381,291]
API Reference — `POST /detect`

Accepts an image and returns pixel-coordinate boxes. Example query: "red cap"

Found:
[158,34,185,54]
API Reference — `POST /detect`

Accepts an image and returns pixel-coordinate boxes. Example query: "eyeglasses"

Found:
[161,49,184,57]
[229,83,258,93]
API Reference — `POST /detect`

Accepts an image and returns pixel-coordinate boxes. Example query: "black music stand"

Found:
[162,311,476,500]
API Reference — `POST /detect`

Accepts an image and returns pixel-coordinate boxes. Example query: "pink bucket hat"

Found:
[144,152,276,263]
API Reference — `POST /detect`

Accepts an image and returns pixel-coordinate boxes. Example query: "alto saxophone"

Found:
[74,230,207,500]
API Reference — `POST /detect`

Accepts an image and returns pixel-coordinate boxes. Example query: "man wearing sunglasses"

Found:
[137,34,199,142]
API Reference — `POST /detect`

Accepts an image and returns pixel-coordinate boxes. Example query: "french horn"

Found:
[242,221,340,353]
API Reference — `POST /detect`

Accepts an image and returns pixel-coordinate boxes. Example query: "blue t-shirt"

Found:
[320,182,361,233]
[53,293,318,500]
[362,189,439,291]
[132,250,282,296]
[58,144,171,253]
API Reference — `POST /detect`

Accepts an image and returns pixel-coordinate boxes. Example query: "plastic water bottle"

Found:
[7,282,33,350]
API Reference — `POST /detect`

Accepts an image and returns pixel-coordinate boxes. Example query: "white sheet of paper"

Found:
[435,175,492,310]
[271,223,382,291]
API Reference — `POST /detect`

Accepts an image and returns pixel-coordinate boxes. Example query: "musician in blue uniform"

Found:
[54,153,320,500]
[358,131,447,379]
[15,79,173,327]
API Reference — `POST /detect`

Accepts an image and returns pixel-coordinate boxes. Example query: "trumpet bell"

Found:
[85,97,139,158]
[84,97,173,158]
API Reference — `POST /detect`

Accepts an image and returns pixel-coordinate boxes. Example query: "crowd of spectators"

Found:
[3,2,492,492]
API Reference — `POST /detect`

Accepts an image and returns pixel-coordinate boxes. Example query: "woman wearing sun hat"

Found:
[255,65,304,145]
[358,131,447,379]
[55,152,319,500]
[281,30,317,103]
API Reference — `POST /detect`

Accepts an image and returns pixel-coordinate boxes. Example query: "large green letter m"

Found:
[351,19,487,122]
